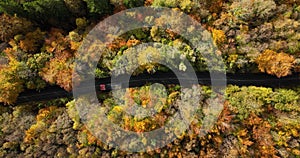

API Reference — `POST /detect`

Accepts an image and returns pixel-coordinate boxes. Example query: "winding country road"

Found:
[15,72,300,104]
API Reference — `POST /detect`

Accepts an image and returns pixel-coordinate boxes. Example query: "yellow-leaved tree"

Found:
[256,49,295,78]
[0,57,24,104]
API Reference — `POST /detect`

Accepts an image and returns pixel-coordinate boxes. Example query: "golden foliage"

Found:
[24,106,60,143]
[0,57,24,104]
[212,29,227,47]
[126,39,140,47]
[40,28,76,91]
[77,127,103,147]
[66,100,82,130]
[256,49,295,78]
[36,106,59,122]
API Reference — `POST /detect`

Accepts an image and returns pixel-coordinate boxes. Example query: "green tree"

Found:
[0,0,73,29]
[82,0,112,18]
[0,0,112,29]
[123,0,144,8]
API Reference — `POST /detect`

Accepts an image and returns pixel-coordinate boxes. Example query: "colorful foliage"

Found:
[39,29,79,91]
[226,86,273,119]
[229,0,276,26]
[0,1,300,157]
[0,57,24,104]
[0,85,300,157]
[256,49,295,78]
[212,29,227,48]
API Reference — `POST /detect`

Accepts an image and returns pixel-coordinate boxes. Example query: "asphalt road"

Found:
[15,71,300,104]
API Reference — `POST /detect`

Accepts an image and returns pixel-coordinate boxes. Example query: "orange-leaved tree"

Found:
[256,49,295,78]
[40,29,81,91]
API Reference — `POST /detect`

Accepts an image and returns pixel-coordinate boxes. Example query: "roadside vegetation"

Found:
[0,0,299,157]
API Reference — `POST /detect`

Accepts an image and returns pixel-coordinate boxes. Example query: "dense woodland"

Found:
[0,0,299,157]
